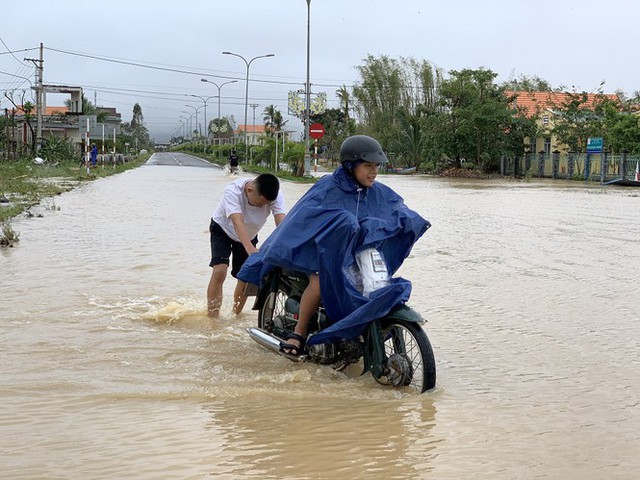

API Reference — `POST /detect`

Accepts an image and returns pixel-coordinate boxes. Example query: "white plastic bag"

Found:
[355,248,390,296]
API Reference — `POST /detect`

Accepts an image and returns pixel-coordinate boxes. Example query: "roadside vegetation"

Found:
[173,55,640,178]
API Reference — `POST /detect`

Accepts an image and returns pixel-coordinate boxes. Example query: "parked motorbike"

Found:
[247,267,436,394]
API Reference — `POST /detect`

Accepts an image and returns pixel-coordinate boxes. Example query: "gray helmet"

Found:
[339,135,388,165]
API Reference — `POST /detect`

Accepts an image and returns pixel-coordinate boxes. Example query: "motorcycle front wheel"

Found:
[377,320,436,393]
[258,287,292,340]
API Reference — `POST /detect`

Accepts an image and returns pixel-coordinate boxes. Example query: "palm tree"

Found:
[336,85,351,121]
[263,105,277,137]
[393,108,426,168]
[263,105,287,136]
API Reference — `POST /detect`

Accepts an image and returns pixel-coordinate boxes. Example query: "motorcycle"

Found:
[246,267,436,394]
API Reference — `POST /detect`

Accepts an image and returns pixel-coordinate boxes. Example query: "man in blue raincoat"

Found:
[238,135,430,355]
[90,144,98,167]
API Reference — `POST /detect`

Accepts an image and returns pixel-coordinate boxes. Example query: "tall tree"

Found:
[438,68,514,168]
[121,103,151,150]
[352,54,443,153]
[352,54,404,146]
[336,85,351,121]
[131,103,144,130]
[263,105,287,136]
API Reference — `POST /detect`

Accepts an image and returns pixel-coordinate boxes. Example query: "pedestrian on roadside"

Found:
[90,144,98,167]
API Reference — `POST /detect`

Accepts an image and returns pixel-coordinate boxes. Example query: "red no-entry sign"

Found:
[309,122,325,139]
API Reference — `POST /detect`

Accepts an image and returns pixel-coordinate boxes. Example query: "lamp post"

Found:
[178,119,185,142]
[184,104,204,140]
[181,111,194,140]
[200,78,238,154]
[304,0,312,175]
[222,51,275,162]
[190,95,216,144]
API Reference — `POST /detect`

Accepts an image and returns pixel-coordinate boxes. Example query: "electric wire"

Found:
[44,46,352,89]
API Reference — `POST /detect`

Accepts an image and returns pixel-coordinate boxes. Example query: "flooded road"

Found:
[2,152,640,479]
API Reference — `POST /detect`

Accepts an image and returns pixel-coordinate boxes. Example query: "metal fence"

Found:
[501,152,640,182]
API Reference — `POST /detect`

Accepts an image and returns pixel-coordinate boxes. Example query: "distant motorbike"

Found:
[223,164,240,175]
[247,267,436,394]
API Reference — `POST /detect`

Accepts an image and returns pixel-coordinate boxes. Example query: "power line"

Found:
[0,37,29,65]
[0,69,31,81]
[0,46,38,57]
[45,46,352,89]
[76,84,280,105]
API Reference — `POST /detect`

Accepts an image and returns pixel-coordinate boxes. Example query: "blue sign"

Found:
[587,137,603,153]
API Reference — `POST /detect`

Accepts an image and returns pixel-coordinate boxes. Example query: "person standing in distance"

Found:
[90,144,98,167]
[207,173,286,317]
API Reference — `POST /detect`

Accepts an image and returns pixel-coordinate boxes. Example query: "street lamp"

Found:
[184,104,204,139]
[222,51,275,162]
[304,0,312,175]
[200,78,238,154]
[178,119,185,141]
[181,111,194,140]
[190,95,216,144]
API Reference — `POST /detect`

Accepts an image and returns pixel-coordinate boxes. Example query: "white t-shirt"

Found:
[212,178,286,242]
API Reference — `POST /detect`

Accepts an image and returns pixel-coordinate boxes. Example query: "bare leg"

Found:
[233,279,248,315]
[282,274,321,354]
[207,264,228,317]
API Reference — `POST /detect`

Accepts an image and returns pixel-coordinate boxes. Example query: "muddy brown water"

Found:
[1,153,639,479]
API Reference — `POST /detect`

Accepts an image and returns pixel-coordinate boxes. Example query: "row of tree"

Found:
[175,54,640,175]
[312,55,640,172]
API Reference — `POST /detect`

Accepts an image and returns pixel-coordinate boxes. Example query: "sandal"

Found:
[279,332,306,357]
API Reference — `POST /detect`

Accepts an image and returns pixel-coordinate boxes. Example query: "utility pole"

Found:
[249,103,259,146]
[25,42,44,150]
[304,0,312,175]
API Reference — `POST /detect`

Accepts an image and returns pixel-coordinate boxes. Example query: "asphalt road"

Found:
[146,152,219,168]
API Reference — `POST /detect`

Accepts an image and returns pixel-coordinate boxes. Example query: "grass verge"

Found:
[0,154,150,245]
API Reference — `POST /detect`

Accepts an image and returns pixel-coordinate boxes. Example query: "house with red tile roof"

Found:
[13,105,70,116]
[508,90,619,154]
[234,124,269,146]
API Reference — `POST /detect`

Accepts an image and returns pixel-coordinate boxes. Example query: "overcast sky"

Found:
[2,0,639,143]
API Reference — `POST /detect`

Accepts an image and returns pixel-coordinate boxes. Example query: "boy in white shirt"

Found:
[207,173,286,317]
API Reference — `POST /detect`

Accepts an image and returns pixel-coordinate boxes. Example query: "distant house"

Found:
[10,104,122,154]
[6,84,122,156]
[509,90,619,154]
[235,124,268,146]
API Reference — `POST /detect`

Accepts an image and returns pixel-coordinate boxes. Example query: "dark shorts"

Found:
[209,220,258,278]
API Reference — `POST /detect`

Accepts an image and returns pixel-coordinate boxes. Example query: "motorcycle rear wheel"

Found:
[376,320,436,393]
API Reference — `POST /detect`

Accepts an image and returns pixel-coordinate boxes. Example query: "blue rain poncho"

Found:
[238,165,430,345]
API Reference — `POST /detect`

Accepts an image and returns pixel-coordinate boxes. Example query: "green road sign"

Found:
[587,137,603,153]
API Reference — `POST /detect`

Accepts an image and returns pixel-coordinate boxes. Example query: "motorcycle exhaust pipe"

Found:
[247,327,284,353]
[247,328,304,362]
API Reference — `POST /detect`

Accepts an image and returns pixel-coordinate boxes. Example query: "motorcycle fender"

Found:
[385,304,425,324]
[251,285,272,311]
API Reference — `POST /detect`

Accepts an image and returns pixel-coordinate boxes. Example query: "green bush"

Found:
[39,136,76,163]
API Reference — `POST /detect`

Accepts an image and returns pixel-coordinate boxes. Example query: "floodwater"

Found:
[1,153,639,479]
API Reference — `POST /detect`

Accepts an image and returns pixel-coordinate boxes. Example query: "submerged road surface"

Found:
[146,151,219,168]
